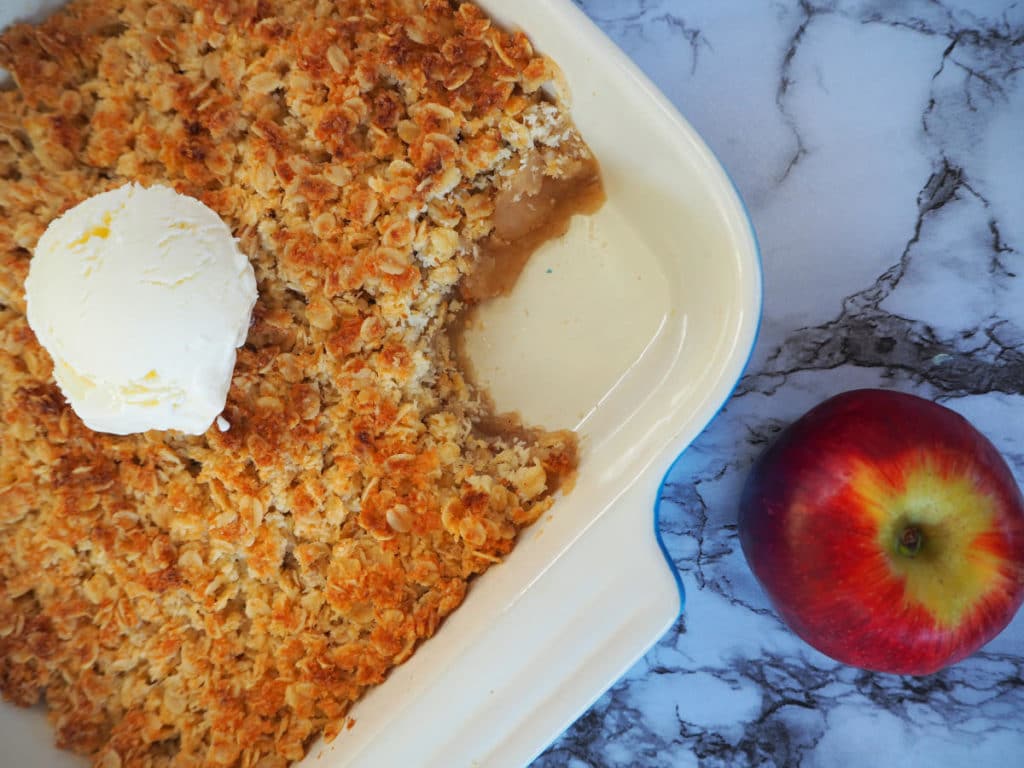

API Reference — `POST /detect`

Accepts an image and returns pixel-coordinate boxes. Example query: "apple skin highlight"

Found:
[739,389,1024,676]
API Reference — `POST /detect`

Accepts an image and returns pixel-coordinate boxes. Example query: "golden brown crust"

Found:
[0,1,590,766]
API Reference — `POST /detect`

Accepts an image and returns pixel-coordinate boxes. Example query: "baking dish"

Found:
[0,1,762,766]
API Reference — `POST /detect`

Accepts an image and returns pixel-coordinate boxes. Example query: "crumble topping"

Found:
[0,1,595,765]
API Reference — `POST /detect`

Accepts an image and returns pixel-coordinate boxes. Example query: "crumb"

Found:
[0,1,591,766]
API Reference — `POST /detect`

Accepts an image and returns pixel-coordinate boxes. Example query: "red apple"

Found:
[739,389,1024,675]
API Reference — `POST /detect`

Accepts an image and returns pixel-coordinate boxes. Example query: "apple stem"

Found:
[897,525,923,557]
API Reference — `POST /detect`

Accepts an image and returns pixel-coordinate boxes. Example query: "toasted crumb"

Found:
[0,1,593,766]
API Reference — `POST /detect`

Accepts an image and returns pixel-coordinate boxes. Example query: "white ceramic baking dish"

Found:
[0,1,762,766]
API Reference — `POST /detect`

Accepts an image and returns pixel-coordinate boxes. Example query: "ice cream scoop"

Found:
[25,183,258,435]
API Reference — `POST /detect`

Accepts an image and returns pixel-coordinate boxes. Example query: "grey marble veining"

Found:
[537,1,1024,766]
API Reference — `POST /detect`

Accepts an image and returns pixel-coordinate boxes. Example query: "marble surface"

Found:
[536,1,1024,766]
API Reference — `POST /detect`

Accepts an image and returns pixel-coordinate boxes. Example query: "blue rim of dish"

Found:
[652,165,765,622]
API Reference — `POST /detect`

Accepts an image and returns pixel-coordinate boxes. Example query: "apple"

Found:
[738,389,1024,675]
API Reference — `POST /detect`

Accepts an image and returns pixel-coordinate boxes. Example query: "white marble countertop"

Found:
[537,1,1024,765]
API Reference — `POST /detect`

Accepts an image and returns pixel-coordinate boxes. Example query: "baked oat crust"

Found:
[0,1,592,765]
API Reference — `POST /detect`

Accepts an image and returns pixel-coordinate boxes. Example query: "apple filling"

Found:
[460,146,603,301]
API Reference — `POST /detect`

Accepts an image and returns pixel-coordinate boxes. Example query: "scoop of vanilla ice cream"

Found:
[25,183,258,435]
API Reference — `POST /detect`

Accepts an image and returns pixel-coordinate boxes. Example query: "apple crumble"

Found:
[0,1,600,766]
